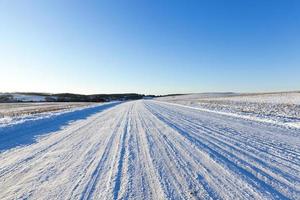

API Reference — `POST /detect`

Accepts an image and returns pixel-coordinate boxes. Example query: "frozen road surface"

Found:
[0,100,299,200]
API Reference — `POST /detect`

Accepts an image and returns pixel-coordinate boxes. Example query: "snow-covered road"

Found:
[0,100,299,200]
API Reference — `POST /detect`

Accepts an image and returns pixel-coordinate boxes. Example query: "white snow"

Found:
[157,92,300,129]
[157,92,300,105]
[159,101,300,129]
[12,94,46,102]
[157,92,238,102]
[0,93,60,102]
[0,100,299,199]
[0,102,99,127]
[207,92,300,104]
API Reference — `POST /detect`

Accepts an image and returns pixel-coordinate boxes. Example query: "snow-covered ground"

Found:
[0,100,299,199]
[0,93,49,102]
[157,92,300,129]
[0,102,98,127]
[11,94,47,102]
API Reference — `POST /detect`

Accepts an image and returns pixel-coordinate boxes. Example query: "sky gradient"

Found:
[0,0,299,95]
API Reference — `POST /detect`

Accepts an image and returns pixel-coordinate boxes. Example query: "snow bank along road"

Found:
[0,100,299,200]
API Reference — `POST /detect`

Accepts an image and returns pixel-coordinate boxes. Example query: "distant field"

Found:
[202,92,300,104]
[0,102,96,118]
[157,92,300,104]
[156,92,300,128]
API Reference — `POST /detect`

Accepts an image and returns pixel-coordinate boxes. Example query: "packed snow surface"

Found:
[0,100,299,199]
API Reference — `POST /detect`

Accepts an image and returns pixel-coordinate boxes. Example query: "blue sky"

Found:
[0,0,299,95]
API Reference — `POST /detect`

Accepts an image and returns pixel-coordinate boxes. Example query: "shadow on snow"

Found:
[0,102,121,152]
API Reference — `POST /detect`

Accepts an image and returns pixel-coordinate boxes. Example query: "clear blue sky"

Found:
[0,0,299,95]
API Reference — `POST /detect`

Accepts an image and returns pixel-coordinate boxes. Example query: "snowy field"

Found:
[0,102,97,127]
[0,93,48,102]
[0,100,299,199]
[157,92,300,128]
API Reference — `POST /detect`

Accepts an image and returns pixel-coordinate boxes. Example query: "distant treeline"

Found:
[51,93,147,102]
[0,93,155,103]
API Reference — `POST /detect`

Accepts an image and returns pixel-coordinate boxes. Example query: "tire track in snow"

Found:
[80,106,130,200]
[145,100,300,199]
[142,102,261,199]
